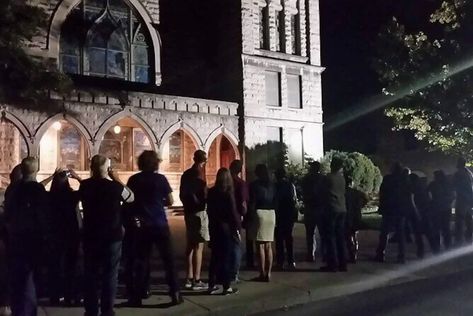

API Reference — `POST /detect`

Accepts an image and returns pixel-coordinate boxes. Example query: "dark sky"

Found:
[319,0,437,153]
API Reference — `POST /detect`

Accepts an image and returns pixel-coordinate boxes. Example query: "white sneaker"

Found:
[184,279,193,289]
[0,306,12,316]
[192,280,208,291]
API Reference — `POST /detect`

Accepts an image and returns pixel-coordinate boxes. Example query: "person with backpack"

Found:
[274,168,298,270]
[124,151,182,306]
[5,157,49,316]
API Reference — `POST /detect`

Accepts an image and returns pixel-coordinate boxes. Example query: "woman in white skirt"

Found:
[248,164,276,282]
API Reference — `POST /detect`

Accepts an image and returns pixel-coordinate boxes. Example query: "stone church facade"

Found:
[0,0,323,195]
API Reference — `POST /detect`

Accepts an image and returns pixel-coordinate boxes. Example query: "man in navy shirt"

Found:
[125,150,182,306]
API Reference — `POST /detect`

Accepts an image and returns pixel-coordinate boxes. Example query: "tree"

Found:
[0,0,71,112]
[373,0,473,158]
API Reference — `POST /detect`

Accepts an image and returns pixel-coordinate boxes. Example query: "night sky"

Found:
[320,0,438,153]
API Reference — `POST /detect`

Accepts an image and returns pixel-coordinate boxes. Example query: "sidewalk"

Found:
[39,216,473,316]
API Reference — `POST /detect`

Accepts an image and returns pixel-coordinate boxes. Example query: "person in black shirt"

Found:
[5,157,49,316]
[248,164,276,282]
[124,151,182,306]
[428,170,454,251]
[79,155,134,316]
[453,157,473,245]
[207,168,240,295]
[47,169,82,306]
[274,168,298,270]
[345,176,368,263]
[179,150,209,290]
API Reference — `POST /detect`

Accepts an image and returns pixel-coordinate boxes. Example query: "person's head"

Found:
[20,157,39,180]
[457,157,467,169]
[50,171,72,193]
[255,164,270,183]
[214,168,234,193]
[229,160,243,176]
[308,161,321,174]
[274,167,287,181]
[138,150,162,172]
[330,157,344,173]
[391,162,403,175]
[90,154,109,178]
[409,173,420,185]
[193,150,207,167]
[9,164,22,183]
[434,170,447,183]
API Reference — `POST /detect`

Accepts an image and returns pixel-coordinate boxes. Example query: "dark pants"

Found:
[209,231,234,290]
[346,229,358,262]
[83,240,122,316]
[8,242,41,316]
[124,226,179,303]
[245,228,254,268]
[48,235,80,302]
[406,212,425,257]
[431,210,452,252]
[0,238,8,306]
[275,221,295,265]
[304,216,326,261]
[377,215,406,260]
[325,213,347,270]
[455,203,473,245]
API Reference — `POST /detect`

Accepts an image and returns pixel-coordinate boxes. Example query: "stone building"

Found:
[0,0,324,197]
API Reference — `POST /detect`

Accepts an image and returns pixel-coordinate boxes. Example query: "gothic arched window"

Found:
[59,0,153,83]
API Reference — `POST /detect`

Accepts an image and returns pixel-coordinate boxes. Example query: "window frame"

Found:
[265,71,282,107]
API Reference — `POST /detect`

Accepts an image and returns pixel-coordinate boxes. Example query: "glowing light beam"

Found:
[324,56,473,132]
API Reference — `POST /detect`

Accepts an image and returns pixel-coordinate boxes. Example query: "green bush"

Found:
[320,150,382,194]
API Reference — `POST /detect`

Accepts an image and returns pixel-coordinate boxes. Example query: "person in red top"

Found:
[230,160,248,282]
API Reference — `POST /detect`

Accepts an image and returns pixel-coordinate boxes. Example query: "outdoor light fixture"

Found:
[52,121,62,131]
[113,125,121,134]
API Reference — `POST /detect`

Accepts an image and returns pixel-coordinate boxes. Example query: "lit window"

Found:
[287,74,302,109]
[0,120,28,189]
[286,128,303,164]
[265,71,281,107]
[59,0,152,83]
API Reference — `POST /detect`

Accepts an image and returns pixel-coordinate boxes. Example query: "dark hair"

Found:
[214,168,234,193]
[309,161,321,173]
[457,157,467,168]
[275,167,287,181]
[434,170,447,183]
[50,171,72,194]
[391,162,403,175]
[255,164,270,183]
[330,157,343,173]
[138,150,160,172]
[229,160,243,175]
[193,150,207,163]
[9,164,22,183]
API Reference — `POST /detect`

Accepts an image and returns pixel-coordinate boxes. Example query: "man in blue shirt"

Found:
[125,150,182,306]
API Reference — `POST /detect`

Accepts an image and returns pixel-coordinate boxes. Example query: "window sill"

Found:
[255,49,309,64]
[266,105,283,109]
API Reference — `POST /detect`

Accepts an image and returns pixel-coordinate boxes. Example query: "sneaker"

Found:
[192,280,208,291]
[208,285,220,295]
[223,287,239,295]
[184,279,193,289]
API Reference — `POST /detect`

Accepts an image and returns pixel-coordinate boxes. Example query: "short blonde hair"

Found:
[90,154,108,177]
[21,157,39,177]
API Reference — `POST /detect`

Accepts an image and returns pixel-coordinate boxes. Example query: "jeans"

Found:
[431,210,452,251]
[124,226,179,302]
[325,213,347,269]
[275,221,295,265]
[83,240,122,316]
[231,239,242,280]
[304,215,326,261]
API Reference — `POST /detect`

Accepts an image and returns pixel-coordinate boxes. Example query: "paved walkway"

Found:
[38,216,473,316]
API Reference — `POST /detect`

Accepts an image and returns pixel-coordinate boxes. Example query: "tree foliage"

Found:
[0,0,71,111]
[374,0,473,158]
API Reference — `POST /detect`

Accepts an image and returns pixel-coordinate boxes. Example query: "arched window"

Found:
[59,0,153,83]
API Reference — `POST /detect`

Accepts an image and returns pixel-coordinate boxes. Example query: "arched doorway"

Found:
[0,119,28,189]
[207,135,237,185]
[160,129,198,203]
[98,117,154,179]
[38,119,89,188]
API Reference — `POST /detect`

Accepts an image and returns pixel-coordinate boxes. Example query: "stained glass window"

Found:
[59,0,153,83]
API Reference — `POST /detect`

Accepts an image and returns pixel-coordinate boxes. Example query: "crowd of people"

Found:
[0,149,471,316]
